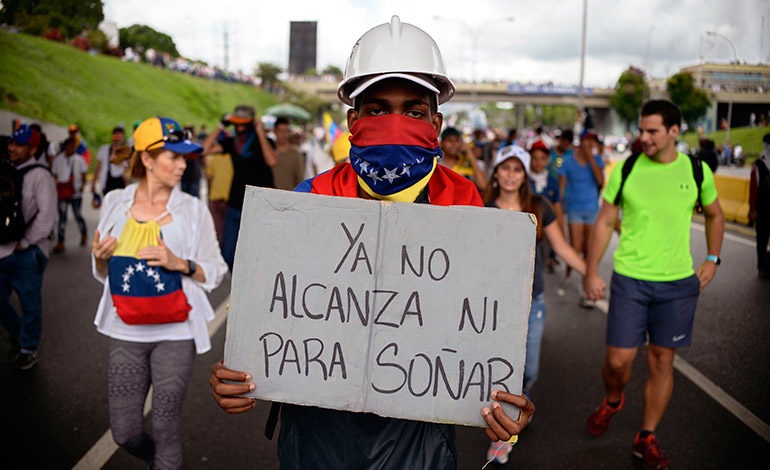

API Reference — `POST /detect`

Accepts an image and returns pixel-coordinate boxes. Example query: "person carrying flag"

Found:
[209,16,534,469]
[91,117,228,469]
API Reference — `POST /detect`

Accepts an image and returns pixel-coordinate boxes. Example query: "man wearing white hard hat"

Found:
[209,16,534,468]
[292,15,482,205]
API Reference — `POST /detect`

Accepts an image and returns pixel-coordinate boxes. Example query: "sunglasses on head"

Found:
[144,128,192,150]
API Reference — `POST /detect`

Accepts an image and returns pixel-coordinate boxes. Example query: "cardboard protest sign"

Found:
[224,187,535,427]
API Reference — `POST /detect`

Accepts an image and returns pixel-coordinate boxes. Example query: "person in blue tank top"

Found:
[557,129,604,306]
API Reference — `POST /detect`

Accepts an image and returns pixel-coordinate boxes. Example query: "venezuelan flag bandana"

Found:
[349,114,440,202]
[108,218,191,325]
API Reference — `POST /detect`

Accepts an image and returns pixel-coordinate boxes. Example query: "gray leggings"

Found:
[108,338,195,470]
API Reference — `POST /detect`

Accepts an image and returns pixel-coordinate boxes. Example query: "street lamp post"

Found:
[643,25,655,76]
[433,16,515,102]
[707,31,738,145]
[577,0,588,118]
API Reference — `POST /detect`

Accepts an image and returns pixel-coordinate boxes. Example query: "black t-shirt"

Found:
[220,130,275,209]
[487,195,555,297]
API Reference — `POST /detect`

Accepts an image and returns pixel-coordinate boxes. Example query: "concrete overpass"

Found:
[286,78,770,135]
[287,79,619,133]
[287,79,614,108]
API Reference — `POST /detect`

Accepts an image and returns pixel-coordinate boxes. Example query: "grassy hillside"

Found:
[680,126,767,164]
[0,30,276,145]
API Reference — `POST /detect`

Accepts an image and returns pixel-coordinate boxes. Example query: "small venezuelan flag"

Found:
[108,218,191,325]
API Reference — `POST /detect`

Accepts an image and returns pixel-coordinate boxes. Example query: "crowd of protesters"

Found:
[13,22,259,86]
[5,13,767,469]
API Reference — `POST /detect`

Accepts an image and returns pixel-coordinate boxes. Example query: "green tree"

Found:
[119,24,179,57]
[1,0,104,37]
[609,66,649,131]
[322,65,343,80]
[86,28,108,53]
[666,72,711,129]
[256,62,283,93]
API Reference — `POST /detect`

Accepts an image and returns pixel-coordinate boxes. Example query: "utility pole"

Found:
[577,0,588,130]
[432,16,514,103]
[762,16,766,64]
[223,25,230,77]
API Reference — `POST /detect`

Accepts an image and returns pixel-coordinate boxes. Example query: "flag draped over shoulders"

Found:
[296,163,482,207]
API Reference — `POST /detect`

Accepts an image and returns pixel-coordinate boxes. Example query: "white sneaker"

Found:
[486,440,513,464]
[580,296,595,309]
[557,280,566,297]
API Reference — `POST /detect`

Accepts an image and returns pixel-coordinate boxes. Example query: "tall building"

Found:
[289,21,317,76]
[680,62,770,130]
[682,62,769,94]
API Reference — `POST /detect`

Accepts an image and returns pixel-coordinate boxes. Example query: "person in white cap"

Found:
[482,144,586,464]
[209,16,534,469]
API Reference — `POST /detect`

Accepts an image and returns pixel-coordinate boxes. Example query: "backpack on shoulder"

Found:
[0,159,48,244]
[613,152,704,213]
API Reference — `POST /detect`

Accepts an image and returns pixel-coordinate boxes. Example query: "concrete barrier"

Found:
[713,174,750,225]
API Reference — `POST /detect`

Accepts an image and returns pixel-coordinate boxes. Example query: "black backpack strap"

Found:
[18,163,51,176]
[689,154,704,213]
[17,164,49,231]
[264,402,282,439]
[613,153,639,206]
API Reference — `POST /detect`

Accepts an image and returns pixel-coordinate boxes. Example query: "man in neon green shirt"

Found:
[583,100,724,470]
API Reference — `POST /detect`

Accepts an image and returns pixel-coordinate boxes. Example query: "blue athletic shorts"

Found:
[607,271,701,348]
[567,209,598,225]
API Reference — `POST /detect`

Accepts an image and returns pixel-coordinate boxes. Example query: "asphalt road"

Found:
[1,192,768,469]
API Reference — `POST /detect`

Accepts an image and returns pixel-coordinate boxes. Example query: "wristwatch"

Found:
[705,255,721,266]
[186,259,197,276]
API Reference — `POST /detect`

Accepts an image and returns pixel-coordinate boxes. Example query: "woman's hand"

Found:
[583,273,607,301]
[209,360,258,414]
[481,390,535,442]
[137,236,186,272]
[92,229,117,261]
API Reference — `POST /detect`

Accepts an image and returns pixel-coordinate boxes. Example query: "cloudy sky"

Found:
[103,0,769,88]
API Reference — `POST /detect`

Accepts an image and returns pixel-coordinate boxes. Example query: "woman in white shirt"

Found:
[91,117,228,469]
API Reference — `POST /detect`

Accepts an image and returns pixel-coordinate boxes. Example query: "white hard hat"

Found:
[337,15,455,107]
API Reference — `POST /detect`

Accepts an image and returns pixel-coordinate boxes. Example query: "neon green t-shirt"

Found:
[603,152,718,281]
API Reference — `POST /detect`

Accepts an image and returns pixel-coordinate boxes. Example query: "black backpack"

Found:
[613,153,704,213]
[0,159,48,244]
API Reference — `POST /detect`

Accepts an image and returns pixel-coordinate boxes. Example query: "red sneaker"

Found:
[585,394,625,437]
[633,432,670,470]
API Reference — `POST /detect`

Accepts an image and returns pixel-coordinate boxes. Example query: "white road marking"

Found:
[691,222,756,248]
[593,298,770,443]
